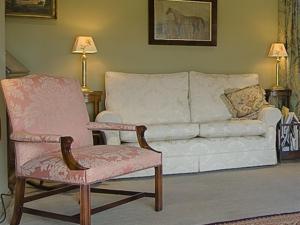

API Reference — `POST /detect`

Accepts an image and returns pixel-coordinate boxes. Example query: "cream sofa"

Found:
[96,71,281,177]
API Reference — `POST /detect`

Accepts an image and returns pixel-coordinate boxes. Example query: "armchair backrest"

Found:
[1,75,93,172]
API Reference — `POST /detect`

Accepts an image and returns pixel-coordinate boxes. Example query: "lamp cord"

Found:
[0,192,12,224]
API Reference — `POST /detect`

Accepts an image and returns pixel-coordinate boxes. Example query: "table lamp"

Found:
[268,43,288,90]
[72,36,97,92]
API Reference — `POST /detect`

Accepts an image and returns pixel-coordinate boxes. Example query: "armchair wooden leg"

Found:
[11,178,25,225]
[80,184,91,225]
[155,165,163,211]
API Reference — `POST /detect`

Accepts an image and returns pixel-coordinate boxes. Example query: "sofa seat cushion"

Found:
[105,72,190,124]
[189,72,259,123]
[120,123,199,143]
[199,120,267,138]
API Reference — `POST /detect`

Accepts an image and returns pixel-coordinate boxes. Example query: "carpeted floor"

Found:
[8,162,300,225]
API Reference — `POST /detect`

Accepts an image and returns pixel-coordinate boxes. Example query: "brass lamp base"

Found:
[81,86,93,93]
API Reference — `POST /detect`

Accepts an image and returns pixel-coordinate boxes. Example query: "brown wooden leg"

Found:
[80,184,91,225]
[155,165,163,211]
[10,178,25,225]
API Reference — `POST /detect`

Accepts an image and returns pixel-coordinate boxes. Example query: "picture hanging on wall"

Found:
[149,0,217,46]
[5,0,57,19]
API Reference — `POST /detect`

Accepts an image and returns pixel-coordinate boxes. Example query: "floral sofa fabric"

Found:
[96,71,282,177]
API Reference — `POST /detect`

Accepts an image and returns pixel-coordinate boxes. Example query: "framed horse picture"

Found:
[149,0,217,46]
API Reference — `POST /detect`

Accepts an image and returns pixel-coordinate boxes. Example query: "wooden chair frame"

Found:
[10,126,163,225]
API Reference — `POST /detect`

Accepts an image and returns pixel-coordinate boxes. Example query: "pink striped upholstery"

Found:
[21,145,161,184]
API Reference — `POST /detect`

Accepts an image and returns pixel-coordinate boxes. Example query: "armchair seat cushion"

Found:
[120,123,199,143]
[199,120,267,138]
[20,145,161,184]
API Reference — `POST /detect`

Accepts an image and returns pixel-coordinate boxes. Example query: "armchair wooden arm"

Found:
[87,122,158,152]
[136,126,160,153]
[10,131,88,171]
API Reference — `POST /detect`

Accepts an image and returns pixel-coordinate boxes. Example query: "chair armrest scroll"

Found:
[60,136,88,171]
[87,122,137,131]
[136,126,160,153]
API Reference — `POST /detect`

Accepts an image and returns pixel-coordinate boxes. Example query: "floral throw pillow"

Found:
[221,85,269,119]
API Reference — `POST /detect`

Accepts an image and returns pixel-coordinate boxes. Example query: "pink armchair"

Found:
[1,75,162,225]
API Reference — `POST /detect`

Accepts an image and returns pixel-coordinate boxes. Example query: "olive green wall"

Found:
[5,0,278,92]
[0,0,8,193]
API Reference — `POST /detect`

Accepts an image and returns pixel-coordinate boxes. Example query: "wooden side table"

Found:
[82,91,102,120]
[265,89,291,109]
[82,90,104,145]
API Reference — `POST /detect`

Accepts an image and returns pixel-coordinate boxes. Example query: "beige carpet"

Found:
[7,162,300,225]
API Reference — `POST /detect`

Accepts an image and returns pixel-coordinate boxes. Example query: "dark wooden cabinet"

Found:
[82,91,102,119]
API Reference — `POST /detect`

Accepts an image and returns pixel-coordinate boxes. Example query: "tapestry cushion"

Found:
[189,72,259,123]
[221,85,269,118]
[21,145,162,184]
[105,72,190,124]
[120,123,199,143]
[199,120,267,138]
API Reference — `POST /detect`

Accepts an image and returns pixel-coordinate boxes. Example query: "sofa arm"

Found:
[258,106,282,127]
[95,111,123,145]
[95,111,123,123]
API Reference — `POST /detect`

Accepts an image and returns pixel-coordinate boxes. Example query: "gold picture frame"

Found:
[5,0,57,19]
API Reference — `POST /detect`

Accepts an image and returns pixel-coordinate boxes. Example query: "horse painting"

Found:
[165,7,208,40]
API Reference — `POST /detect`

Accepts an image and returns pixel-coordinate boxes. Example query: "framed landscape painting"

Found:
[5,0,57,19]
[149,0,217,46]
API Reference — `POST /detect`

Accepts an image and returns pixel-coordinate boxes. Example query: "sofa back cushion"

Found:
[189,71,259,123]
[105,72,190,124]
